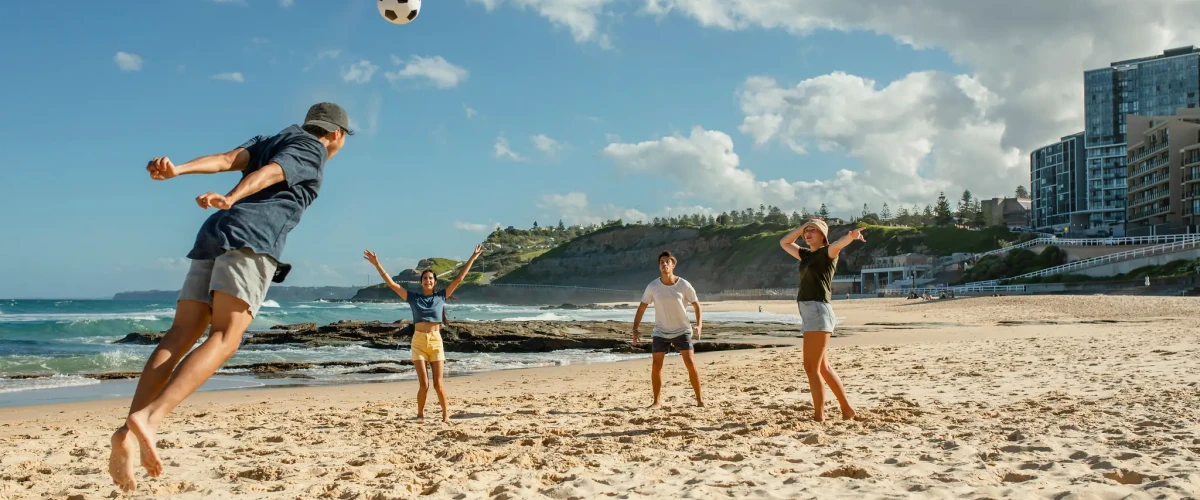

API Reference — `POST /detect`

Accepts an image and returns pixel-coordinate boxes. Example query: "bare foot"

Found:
[840,406,856,420]
[647,402,662,409]
[813,411,826,422]
[108,427,137,492]
[695,398,704,407]
[442,416,450,424]
[126,411,163,477]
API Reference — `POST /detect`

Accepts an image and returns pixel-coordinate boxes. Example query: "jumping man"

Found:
[108,103,352,492]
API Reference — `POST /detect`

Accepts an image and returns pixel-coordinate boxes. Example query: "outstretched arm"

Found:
[146,149,252,180]
[363,250,408,301]
[779,225,808,260]
[445,244,485,299]
[194,163,286,210]
[828,227,867,259]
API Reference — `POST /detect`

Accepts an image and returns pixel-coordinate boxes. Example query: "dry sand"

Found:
[2,295,1199,499]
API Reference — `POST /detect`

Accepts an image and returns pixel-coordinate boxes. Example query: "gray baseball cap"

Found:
[303,102,354,135]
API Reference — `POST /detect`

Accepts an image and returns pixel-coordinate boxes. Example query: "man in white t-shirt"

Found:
[632,250,704,408]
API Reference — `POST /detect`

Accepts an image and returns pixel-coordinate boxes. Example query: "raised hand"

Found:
[471,244,484,258]
[195,192,232,210]
[363,250,380,266]
[146,157,178,181]
[848,228,867,242]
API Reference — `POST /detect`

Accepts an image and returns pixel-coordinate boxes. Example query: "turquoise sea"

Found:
[0,299,798,407]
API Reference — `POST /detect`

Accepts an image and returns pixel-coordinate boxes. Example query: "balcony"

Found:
[1128,189,1170,209]
[1128,140,1169,163]
[1128,204,1171,222]
[1129,157,1169,177]
[1128,174,1170,194]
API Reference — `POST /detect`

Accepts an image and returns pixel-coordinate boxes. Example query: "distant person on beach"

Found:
[109,103,353,492]
[632,250,704,408]
[363,245,484,423]
[779,219,866,421]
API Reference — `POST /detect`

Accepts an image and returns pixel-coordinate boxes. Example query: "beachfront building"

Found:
[1083,45,1200,237]
[1030,132,1088,234]
[980,197,1032,230]
[860,254,938,293]
[1123,108,1200,236]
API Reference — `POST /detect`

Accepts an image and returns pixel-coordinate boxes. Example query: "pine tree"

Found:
[716,212,730,226]
[789,211,802,225]
[934,192,954,226]
[972,200,987,227]
[818,203,830,219]
[1015,185,1029,198]
[957,189,974,224]
[801,207,812,219]
[557,219,565,231]
[881,203,892,221]
[862,203,870,219]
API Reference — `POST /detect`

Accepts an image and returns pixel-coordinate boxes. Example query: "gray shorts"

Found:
[797,301,836,332]
[652,333,694,353]
[178,248,278,317]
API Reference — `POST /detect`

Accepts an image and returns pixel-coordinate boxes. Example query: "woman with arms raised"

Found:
[779,219,865,421]
[363,245,483,423]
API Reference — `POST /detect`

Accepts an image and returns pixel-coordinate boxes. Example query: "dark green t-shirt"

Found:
[796,246,837,303]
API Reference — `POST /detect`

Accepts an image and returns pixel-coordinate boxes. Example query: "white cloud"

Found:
[113,51,143,71]
[493,136,527,161]
[468,0,614,47]
[464,104,477,119]
[454,221,494,232]
[644,0,1200,157]
[347,94,383,137]
[385,55,469,89]
[531,134,566,156]
[210,72,245,83]
[602,125,903,216]
[150,257,189,271]
[280,0,294,6]
[537,192,649,225]
[342,59,379,84]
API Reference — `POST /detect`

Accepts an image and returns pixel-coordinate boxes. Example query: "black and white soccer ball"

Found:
[378,0,420,25]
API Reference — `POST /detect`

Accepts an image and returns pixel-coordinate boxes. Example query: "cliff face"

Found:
[494,223,879,291]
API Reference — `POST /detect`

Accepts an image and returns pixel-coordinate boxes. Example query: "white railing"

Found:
[883,284,1027,296]
[975,234,1200,259]
[962,238,1200,286]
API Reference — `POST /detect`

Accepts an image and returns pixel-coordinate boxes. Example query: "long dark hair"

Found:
[418,269,450,327]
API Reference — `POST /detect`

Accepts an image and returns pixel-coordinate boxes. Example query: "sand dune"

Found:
[2,296,1199,499]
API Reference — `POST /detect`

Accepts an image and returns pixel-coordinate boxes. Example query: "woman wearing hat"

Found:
[779,218,865,421]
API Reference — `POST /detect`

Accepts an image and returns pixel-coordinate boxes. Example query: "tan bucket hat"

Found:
[800,218,829,242]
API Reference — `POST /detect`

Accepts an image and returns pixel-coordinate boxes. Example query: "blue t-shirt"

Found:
[187,125,328,283]
[407,289,446,323]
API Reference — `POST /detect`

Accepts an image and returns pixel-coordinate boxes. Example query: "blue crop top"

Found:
[407,289,446,323]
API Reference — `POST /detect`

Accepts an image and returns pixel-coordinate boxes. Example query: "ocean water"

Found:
[0,299,800,407]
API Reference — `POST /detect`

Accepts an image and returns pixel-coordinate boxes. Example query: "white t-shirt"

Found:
[641,276,698,337]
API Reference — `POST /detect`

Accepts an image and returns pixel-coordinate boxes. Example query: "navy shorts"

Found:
[651,333,694,353]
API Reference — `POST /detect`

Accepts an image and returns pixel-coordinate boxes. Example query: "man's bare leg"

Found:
[108,300,211,492]
[126,291,253,477]
[413,360,428,421]
[679,350,703,407]
[819,357,855,419]
[649,352,666,408]
[430,361,449,423]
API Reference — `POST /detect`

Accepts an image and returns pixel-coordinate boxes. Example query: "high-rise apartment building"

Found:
[1030,131,1087,232]
[1082,45,1200,236]
[1124,108,1200,236]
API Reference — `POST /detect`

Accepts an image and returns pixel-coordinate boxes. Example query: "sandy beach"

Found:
[2,295,1199,499]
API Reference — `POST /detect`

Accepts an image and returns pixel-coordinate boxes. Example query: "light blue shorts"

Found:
[178,248,278,317]
[797,301,836,333]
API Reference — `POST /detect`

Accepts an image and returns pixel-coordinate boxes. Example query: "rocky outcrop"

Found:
[113,320,799,354]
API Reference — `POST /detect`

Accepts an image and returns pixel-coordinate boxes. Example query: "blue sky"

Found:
[1,0,1193,298]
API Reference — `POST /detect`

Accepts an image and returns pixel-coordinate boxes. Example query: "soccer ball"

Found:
[378,0,420,25]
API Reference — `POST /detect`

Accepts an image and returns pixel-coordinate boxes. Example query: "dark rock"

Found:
[82,372,142,380]
[349,366,407,375]
[6,374,53,380]
[114,332,163,345]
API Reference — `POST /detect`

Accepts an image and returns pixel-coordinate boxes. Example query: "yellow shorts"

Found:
[411,331,446,362]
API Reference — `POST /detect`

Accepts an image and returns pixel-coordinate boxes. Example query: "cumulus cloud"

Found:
[537,192,649,225]
[469,0,614,47]
[454,221,498,232]
[643,0,1200,154]
[531,134,566,156]
[113,52,143,71]
[342,59,379,84]
[210,72,245,83]
[386,55,469,89]
[493,136,526,161]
